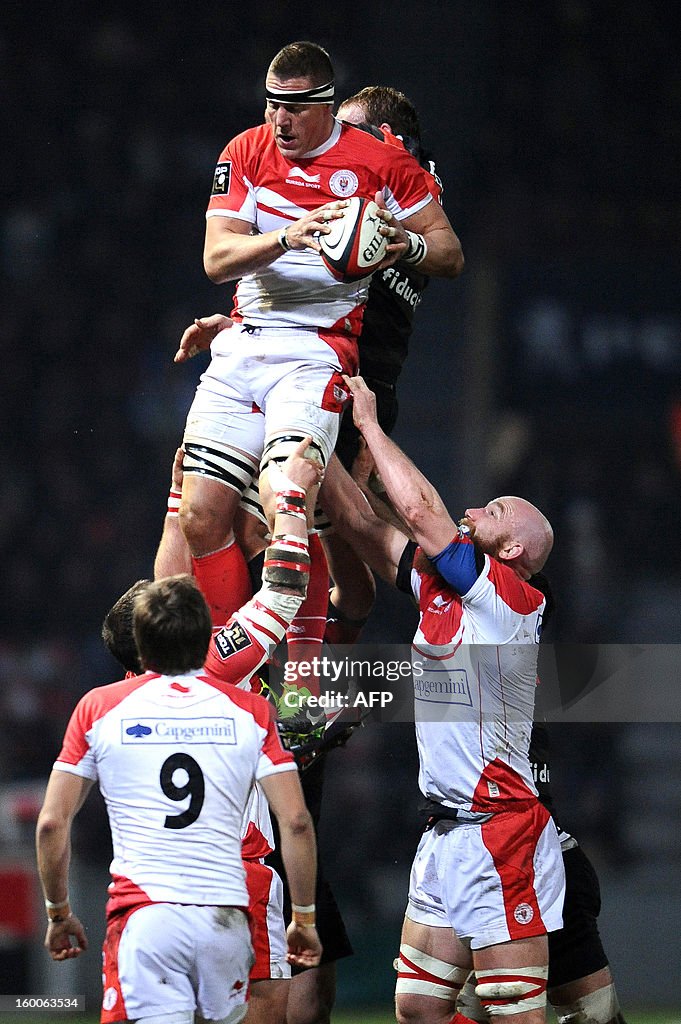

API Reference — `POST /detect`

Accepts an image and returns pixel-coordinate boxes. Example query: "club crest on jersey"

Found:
[329,169,359,197]
[513,902,534,925]
[212,162,232,195]
[215,622,253,660]
[429,594,453,615]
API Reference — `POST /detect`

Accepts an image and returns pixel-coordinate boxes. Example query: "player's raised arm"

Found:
[344,375,457,556]
[319,454,407,585]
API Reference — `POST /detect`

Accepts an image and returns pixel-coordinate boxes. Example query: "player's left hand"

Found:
[45,914,88,961]
[343,375,379,433]
[275,436,325,494]
[174,313,232,363]
[286,921,323,968]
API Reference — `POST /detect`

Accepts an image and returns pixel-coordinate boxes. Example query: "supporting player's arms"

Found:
[344,376,456,556]
[319,454,407,585]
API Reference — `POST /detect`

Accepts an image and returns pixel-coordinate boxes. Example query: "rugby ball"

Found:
[319,197,388,282]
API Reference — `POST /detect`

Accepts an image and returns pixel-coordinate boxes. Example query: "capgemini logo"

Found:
[126,723,152,738]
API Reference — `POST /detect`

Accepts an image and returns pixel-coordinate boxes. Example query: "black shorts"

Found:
[334,377,398,471]
[265,757,354,970]
[548,844,609,989]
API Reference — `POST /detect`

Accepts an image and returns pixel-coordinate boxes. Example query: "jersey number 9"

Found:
[160,753,205,828]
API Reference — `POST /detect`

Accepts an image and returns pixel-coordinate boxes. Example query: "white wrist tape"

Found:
[403,231,428,265]
[268,460,306,495]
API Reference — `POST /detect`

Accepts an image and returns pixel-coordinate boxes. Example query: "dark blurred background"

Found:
[1,0,680,1010]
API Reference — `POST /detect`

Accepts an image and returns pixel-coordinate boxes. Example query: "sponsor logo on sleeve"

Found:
[212,162,232,195]
[214,622,253,660]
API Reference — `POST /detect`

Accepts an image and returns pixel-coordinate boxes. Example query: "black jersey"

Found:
[529,720,557,818]
[359,262,429,385]
[342,120,438,386]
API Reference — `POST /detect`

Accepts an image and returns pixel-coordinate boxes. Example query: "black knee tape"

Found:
[261,434,325,471]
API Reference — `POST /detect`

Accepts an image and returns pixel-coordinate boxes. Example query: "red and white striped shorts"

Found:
[406,803,565,949]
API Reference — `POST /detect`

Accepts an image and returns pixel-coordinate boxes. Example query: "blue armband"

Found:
[429,534,479,595]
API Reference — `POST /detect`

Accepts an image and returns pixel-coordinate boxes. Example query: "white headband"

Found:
[266,80,335,104]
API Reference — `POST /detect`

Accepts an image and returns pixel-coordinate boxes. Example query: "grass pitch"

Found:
[2,1009,680,1024]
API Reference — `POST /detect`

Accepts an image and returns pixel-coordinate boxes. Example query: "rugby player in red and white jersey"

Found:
[173,40,463,670]
[155,78,448,693]
[319,376,565,1024]
[36,441,323,1024]
[99,571,294,1024]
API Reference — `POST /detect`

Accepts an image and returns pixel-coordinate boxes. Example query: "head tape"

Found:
[266,80,335,104]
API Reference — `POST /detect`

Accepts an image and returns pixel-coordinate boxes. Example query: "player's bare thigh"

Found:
[286,964,336,1024]
[396,917,472,1024]
[179,473,244,556]
[397,920,550,1024]
[244,977,289,1024]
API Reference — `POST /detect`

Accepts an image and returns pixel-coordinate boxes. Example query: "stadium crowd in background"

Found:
[2,2,681,1013]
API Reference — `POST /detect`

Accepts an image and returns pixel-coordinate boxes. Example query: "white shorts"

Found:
[184,326,353,467]
[246,860,291,981]
[101,903,253,1023]
[406,803,565,950]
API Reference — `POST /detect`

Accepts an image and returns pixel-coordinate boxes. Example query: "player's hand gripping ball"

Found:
[319,197,388,282]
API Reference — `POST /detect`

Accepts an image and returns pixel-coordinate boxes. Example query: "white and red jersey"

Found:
[206,120,434,337]
[203,590,293,686]
[408,551,546,813]
[54,667,296,913]
[203,589,298,861]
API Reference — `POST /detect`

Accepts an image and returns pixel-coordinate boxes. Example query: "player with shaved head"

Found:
[458,496,553,577]
[320,375,565,1024]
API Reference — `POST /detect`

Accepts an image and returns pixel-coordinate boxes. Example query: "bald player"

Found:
[320,375,563,1024]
